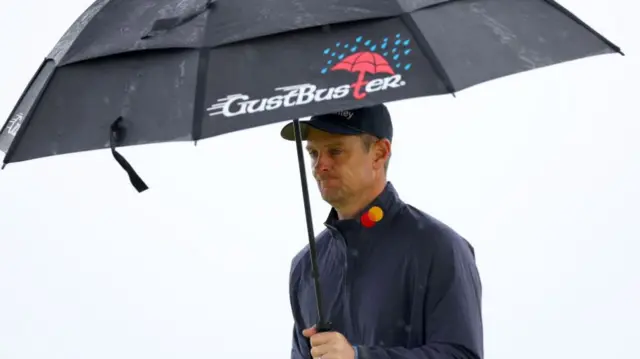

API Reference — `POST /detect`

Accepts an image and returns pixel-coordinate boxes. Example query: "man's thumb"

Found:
[302,326,317,337]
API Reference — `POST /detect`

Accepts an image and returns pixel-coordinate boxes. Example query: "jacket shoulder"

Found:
[399,204,476,257]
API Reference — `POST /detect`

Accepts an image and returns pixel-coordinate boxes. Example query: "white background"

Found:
[0,1,638,358]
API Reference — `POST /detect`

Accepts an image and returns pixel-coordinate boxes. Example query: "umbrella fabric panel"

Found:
[201,0,407,48]
[396,0,451,12]
[58,0,209,66]
[0,61,56,156]
[8,50,201,163]
[201,17,448,137]
[411,0,618,91]
[58,0,444,66]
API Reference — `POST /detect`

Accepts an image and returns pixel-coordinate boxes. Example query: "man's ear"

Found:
[373,139,391,169]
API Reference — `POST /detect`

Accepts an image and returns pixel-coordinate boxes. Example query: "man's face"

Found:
[305,128,386,206]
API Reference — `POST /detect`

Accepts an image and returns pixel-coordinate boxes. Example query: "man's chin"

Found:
[320,188,344,204]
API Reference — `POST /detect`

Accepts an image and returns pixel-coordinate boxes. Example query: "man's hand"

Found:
[303,326,356,359]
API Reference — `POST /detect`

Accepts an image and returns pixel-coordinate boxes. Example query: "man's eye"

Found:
[308,151,318,158]
[329,148,343,156]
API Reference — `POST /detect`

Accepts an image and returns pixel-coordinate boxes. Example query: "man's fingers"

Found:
[311,331,346,347]
[310,332,339,346]
[309,343,332,358]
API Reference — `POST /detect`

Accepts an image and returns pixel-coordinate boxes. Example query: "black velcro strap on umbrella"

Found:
[110,117,148,193]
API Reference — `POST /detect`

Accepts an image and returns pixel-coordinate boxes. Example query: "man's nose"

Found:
[314,153,331,173]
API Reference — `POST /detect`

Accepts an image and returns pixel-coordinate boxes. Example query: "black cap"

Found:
[280,104,393,142]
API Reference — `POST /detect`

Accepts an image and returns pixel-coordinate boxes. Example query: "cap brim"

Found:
[280,120,365,141]
[280,121,310,141]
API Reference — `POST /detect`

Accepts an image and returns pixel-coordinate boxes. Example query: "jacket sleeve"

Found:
[290,254,311,359]
[356,230,484,359]
[291,322,310,359]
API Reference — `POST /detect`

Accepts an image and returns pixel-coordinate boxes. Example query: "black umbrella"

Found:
[0,0,623,331]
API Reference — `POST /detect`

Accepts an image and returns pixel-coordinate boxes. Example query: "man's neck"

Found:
[335,180,387,220]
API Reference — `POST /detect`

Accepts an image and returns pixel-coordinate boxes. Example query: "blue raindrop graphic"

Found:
[320,33,413,75]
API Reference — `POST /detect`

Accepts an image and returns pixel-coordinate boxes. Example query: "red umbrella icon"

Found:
[330,51,396,100]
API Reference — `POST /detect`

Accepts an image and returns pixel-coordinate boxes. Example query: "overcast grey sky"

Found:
[1,1,638,359]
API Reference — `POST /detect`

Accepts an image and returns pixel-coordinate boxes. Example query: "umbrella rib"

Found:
[399,13,456,96]
[192,6,217,144]
[191,49,211,144]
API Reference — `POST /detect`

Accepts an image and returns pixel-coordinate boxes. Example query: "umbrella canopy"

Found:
[0,0,623,331]
[0,0,622,177]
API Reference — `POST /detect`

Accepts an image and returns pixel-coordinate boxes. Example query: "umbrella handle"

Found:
[314,321,333,333]
[291,119,332,332]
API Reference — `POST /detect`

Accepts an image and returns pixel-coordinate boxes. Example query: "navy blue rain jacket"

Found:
[289,182,483,359]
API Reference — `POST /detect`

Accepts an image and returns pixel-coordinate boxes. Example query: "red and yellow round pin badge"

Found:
[360,206,384,228]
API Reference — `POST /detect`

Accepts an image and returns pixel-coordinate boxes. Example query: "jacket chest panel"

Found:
[298,230,417,345]
[346,239,416,345]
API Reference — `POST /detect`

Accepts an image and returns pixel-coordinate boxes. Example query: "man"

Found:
[279,104,483,359]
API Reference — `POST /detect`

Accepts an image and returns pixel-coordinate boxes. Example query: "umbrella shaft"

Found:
[292,119,330,330]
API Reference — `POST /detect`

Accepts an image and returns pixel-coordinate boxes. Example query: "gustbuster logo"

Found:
[207,33,413,117]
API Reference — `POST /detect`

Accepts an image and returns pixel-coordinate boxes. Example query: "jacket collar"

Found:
[324,181,403,233]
